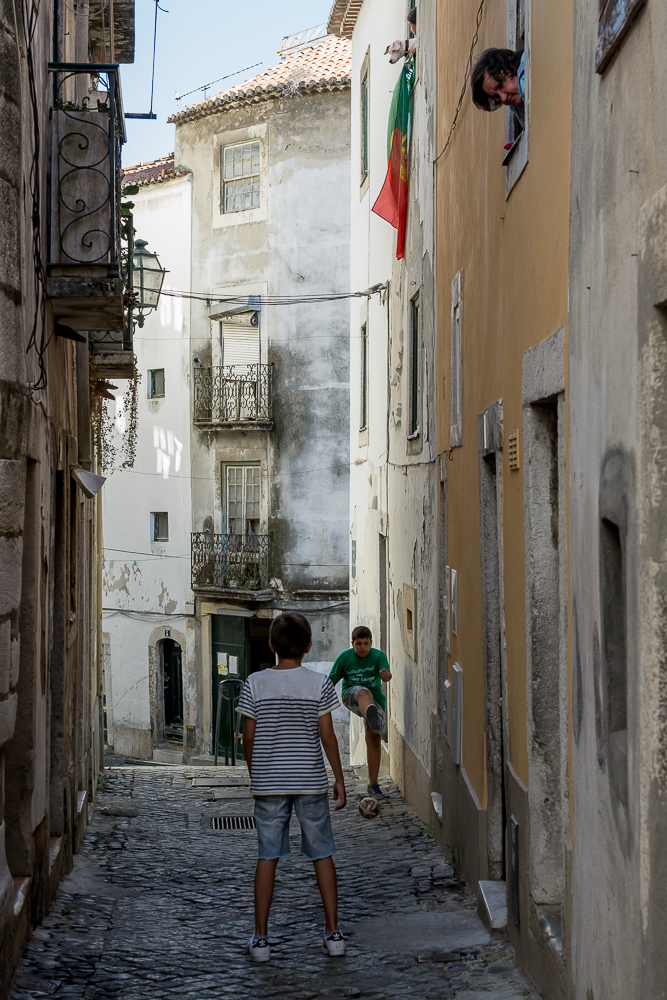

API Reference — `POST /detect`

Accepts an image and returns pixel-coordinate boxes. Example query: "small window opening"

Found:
[149,369,165,398]
[360,323,368,431]
[408,295,420,437]
[600,516,628,806]
[361,71,369,185]
[152,512,169,542]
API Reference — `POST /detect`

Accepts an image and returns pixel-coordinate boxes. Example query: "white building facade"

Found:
[102,158,195,760]
[328,1,440,816]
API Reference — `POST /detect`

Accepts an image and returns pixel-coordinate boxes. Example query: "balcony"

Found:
[46,63,126,332]
[191,532,271,593]
[194,365,273,429]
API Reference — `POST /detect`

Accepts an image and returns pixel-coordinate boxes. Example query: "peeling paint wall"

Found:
[176,75,351,672]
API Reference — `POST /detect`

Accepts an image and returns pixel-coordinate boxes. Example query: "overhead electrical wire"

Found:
[175,62,263,104]
[160,285,386,307]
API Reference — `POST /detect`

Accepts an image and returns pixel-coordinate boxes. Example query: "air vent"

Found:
[508,430,520,470]
[210,815,256,831]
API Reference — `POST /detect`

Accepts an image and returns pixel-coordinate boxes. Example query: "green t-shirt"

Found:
[329,647,389,711]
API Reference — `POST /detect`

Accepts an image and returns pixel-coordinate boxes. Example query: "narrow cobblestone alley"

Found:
[10,759,540,1000]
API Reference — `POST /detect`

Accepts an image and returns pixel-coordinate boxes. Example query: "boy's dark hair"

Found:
[269,612,312,659]
[351,625,373,642]
[471,48,523,112]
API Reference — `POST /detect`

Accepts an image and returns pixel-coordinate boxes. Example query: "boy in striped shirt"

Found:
[238,612,347,964]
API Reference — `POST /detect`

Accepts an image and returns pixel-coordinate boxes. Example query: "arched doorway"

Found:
[162,638,183,742]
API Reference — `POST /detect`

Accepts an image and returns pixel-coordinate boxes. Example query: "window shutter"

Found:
[221,323,260,371]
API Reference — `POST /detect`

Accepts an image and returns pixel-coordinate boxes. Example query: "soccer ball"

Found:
[359,796,379,819]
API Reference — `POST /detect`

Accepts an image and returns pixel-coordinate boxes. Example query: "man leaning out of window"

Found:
[471,48,525,130]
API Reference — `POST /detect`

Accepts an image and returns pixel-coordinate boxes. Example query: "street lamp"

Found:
[131,238,168,327]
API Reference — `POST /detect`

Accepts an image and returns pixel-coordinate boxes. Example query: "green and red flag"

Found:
[372,58,415,260]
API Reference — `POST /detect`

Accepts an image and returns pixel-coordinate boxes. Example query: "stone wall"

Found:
[0,1,109,990]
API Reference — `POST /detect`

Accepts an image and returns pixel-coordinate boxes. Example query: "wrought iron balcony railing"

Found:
[193,365,272,426]
[191,532,271,591]
[46,62,126,332]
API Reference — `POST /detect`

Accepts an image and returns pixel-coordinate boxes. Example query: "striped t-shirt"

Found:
[237,666,340,795]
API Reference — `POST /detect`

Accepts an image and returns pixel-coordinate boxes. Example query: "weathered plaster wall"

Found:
[176,82,351,667]
[102,174,196,754]
[568,2,667,997]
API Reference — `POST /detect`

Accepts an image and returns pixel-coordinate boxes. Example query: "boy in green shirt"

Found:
[329,626,392,798]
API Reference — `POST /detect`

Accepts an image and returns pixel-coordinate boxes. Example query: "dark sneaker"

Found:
[245,934,270,963]
[365,704,382,733]
[323,929,346,957]
[367,782,383,799]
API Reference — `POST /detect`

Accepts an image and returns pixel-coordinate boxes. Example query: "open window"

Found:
[151,512,169,542]
[504,0,529,194]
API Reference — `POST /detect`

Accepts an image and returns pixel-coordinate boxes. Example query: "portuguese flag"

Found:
[372,58,415,260]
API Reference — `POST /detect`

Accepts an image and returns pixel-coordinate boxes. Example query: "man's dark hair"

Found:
[270,612,312,659]
[352,625,373,642]
[471,48,523,112]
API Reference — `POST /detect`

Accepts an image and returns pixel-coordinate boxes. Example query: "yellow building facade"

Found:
[435,1,573,996]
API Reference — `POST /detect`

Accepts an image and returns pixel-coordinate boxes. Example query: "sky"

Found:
[120,0,333,167]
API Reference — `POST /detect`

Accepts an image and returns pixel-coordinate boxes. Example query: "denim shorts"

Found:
[254,793,337,861]
[343,684,385,732]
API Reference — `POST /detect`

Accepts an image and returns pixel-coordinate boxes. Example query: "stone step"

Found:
[477,879,508,935]
[152,747,183,764]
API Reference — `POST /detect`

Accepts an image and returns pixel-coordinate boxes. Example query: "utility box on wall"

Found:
[452,663,463,765]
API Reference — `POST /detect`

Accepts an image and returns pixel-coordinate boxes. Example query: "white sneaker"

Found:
[322,929,346,957]
[245,934,270,962]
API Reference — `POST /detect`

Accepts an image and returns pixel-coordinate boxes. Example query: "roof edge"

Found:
[168,77,350,126]
[327,0,364,37]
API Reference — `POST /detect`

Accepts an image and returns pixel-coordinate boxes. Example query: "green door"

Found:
[211,614,246,760]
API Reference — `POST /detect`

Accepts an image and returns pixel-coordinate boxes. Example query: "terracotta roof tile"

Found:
[169,35,351,124]
[121,153,185,189]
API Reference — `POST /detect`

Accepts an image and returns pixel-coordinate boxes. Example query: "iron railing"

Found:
[48,63,125,277]
[194,365,272,424]
[191,532,270,591]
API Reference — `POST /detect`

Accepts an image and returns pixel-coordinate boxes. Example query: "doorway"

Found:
[211,615,272,759]
[162,639,183,741]
[478,404,508,882]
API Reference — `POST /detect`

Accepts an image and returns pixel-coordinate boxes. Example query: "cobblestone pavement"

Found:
[10,758,541,1000]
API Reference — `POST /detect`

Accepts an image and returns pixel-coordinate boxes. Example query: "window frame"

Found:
[359,49,371,198]
[148,368,165,399]
[220,139,261,215]
[360,321,369,432]
[504,0,529,196]
[151,511,169,542]
[408,293,421,439]
[596,0,646,72]
[221,461,261,536]
[450,270,463,448]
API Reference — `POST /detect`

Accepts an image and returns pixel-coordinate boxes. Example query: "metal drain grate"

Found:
[210,815,256,831]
